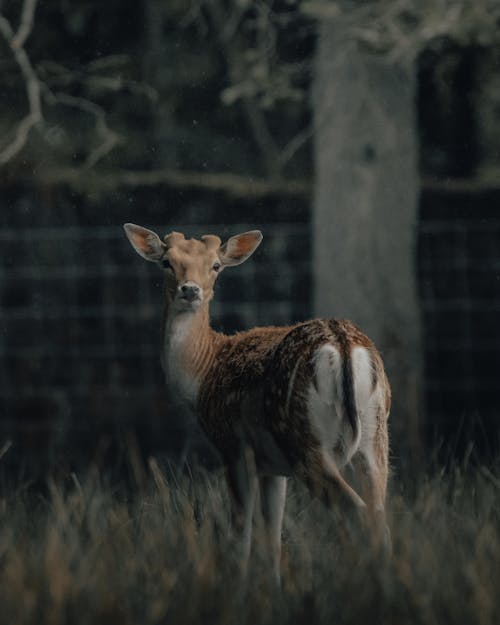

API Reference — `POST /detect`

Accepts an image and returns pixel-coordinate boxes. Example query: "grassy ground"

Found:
[1,456,500,625]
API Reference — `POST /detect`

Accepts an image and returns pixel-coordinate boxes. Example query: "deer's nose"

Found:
[179,282,201,302]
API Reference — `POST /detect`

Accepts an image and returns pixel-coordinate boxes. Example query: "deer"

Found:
[123,223,391,584]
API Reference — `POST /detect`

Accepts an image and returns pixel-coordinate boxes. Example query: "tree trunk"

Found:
[313,21,423,460]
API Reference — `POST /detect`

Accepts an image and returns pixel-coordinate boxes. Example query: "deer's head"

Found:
[124,224,262,310]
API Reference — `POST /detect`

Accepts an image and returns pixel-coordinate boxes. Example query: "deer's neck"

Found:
[162,299,224,405]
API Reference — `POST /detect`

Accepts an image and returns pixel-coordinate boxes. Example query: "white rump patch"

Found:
[313,344,342,406]
[351,346,374,413]
[307,345,343,452]
[307,344,373,466]
[351,346,379,451]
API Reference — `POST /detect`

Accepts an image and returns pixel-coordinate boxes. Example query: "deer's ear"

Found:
[220,230,263,267]
[123,223,166,262]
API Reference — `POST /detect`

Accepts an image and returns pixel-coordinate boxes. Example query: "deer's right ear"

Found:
[123,223,166,262]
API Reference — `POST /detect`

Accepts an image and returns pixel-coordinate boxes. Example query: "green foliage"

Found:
[1,461,500,624]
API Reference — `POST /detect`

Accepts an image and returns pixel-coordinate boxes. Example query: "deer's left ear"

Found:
[123,223,166,261]
[220,230,263,267]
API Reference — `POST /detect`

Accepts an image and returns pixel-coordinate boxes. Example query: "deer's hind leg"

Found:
[259,475,287,586]
[299,445,366,512]
[352,407,391,556]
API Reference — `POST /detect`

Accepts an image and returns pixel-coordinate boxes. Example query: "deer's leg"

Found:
[259,475,287,586]
[352,426,391,556]
[225,448,258,577]
[300,445,366,512]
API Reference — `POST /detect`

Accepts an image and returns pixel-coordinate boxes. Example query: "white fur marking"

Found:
[164,313,200,404]
[307,345,343,452]
[314,345,342,406]
[351,346,373,412]
[307,344,369,466]
[307,382,341,451]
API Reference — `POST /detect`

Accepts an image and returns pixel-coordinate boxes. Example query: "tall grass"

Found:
[1,456,500,625]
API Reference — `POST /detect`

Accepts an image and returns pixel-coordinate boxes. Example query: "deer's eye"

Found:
[160,259,172,270]
[212,262,221,272]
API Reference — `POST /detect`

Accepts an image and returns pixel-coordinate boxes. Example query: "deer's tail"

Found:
[313,343,374,449]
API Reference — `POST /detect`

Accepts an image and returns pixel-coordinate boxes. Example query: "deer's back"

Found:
[197,318,389,470]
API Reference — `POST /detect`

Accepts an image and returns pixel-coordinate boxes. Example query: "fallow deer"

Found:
[124,224,391,583]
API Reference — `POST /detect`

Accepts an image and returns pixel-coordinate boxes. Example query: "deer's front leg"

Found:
[225,448,258,577]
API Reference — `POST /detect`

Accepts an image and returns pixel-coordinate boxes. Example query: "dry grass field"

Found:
[1,454,500,625]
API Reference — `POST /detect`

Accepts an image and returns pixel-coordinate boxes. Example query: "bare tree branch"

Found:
[277,125,313,170]
[42,89,122,168]
[11,0,37,49]
[0,0,149,168]
[38,58,158,101]
[241,96,282,178]
[205,0,285,179]
[0,0,42,166]
[303,0,500,62]
[39,166,311,199]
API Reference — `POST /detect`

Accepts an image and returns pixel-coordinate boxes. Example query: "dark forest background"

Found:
[1,0,500,478]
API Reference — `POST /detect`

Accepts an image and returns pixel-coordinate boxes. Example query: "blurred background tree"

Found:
[309,0,500,456]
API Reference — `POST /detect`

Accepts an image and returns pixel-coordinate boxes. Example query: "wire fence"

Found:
[0,185,499,468]
[0,190,311,468]
[419,191,500,453]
